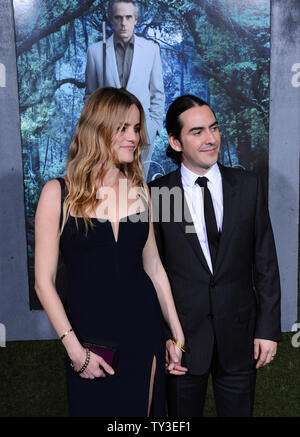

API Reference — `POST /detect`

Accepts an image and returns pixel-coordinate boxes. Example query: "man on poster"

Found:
[149,94,281,417]
[85,0,165,177]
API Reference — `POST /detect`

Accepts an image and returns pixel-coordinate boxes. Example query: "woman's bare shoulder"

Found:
[37,179,64,214]
[40,179,62,198]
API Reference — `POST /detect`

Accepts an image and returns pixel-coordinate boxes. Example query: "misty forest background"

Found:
[13,0,270,307]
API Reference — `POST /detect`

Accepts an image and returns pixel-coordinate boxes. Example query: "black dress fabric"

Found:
[57,178,166,417]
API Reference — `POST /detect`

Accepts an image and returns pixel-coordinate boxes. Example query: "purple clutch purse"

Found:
[82,342,118,368]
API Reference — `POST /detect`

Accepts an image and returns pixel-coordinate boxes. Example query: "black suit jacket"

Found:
[149,164,281,375]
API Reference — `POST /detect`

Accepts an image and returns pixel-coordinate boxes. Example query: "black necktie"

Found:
[196,176,220,269]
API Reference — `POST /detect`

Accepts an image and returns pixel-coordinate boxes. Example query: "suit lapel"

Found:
[126,35,140,89]
[213,164,238,275]
[170,169,212,275]
[106,36,121,87]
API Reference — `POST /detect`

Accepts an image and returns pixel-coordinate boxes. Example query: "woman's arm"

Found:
[142,185,187,374]
[34,179,114,378]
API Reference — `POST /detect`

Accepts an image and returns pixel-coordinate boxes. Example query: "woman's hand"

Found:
[165,339,188,376]
[70,346,115,379]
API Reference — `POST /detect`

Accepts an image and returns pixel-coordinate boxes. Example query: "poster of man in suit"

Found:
[12,0,271,307]
[85,1,165,177]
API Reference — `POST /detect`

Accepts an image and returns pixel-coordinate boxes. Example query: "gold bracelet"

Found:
[60,328,73,341]
[172,338,187,353]
[71,348,90,374]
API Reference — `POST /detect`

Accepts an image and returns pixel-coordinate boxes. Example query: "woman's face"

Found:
[112,104,141,164]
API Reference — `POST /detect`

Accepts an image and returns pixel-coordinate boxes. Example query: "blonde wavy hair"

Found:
[61,87,148,231]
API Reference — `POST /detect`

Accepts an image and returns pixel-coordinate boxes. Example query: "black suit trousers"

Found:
[166,333,257,417]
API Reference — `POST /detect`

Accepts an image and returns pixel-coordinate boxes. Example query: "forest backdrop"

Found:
[12,0,271,308]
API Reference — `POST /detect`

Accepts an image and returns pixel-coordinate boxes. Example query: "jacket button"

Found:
[210,279,216,288]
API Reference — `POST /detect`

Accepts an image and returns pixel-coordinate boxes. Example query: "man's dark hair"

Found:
[108,0,139,22]
[165,94,210,166]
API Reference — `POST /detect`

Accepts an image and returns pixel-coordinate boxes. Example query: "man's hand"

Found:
[254,338,277,369]
[165,339,188,376]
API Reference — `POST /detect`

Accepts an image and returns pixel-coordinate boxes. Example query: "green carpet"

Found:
[0,332,299,417]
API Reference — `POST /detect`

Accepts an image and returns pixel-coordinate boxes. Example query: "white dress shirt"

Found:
[181,162,223,273]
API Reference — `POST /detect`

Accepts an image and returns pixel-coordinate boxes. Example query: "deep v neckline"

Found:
[109,220,120,244]
[109,211,145,244]
[69,211,145,244]
[62,177,148,244]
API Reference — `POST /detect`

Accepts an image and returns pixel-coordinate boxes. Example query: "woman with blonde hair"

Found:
[34,87,186,417]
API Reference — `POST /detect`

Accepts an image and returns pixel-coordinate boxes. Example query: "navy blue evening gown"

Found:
[57,178,165,417]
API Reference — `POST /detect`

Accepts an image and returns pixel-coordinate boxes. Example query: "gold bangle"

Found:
[172,338,187,353]
[60,328,73,341]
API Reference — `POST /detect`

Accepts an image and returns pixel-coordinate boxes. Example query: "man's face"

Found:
[112,2,137,44]
[169,105,221,176]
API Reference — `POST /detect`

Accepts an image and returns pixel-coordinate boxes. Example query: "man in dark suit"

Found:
[149,94,281,417]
